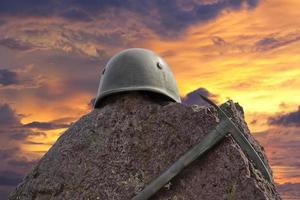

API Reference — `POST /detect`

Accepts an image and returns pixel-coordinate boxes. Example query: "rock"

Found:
[10,93,281,200]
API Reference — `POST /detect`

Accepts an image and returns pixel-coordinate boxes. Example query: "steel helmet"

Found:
[94,48,181,108]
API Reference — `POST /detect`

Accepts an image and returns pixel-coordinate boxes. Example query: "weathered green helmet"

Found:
[94,48,181,108]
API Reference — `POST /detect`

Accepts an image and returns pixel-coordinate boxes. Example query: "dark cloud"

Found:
[51,117,76,124]
[0,103,21,127]
[268,106,300,127]
[0,163,36,199]
[60,9,93,22]
[255,127,300,175]
[0,148,19,160]
[0,190,10,200]
[255,35,300,51]
[0,69,19,86]
[277,182,300,198]
[0,148,39,198]
[0,67,43,89]
[0,103,46,140]
[212,36,227,46]
[23,141,50,145]
[254,127,300,199]
[182,87,219,106]
[23,121,69,130]
[0,0,261,38]
[0,0,56,17]
[9,130,46,141]
[0,19,5,26]
[0,170,23,186]
[7,159,38,169]
[1,100,70,141]
[256,37,278,46]
[0,159,37,199]
[0,38,35,51]
[0,105,47,198]
[133,0,260,38]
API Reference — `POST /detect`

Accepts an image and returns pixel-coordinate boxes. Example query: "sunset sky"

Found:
[0,0,300,199]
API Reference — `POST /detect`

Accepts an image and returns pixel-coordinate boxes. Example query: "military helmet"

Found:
[94,48,181,108]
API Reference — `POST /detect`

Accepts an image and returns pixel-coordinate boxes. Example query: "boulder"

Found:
[10,93,281,200]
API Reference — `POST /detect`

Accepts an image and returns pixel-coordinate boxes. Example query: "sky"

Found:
[0,0,300,199]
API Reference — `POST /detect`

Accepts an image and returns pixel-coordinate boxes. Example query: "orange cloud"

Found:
[144,0,300,118]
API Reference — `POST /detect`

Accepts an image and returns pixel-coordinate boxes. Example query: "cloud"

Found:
[0,149,36,190]
[23,141,50,145]
[256,37,278,46]
[0,0,261,38]
[0,146,39,198]
[0,105,46,198]
[0,38,35,51]
[0,103,45,140]
[254,35,300,51]
[0,67,43,90]
[18,49,106,104]
[0,69,19,86]
[277,182,300,197]
[0,19,5,26]
[0,170,23,186]
[268,106,300,127]
[74,31,126,47]
[0,0,55,17]
[212,36,227,46]
[182,87,219,106]
[0,47,101,132]
[0,158,37,198]
[23,121,70,131]
[9,130,46,141]
[0,103,21,127]
[125,0,260,38]
[7,159,38,169]
[255,126,300,184]
[0,148,19,160]
[60,9,93,22]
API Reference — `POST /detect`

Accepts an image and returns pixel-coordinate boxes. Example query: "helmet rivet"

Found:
[157,62,163,70]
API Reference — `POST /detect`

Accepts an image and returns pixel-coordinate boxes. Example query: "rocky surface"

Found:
[10,93,281,200]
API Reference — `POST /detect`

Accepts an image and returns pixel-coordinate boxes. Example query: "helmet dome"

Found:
[94,48,181,108]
